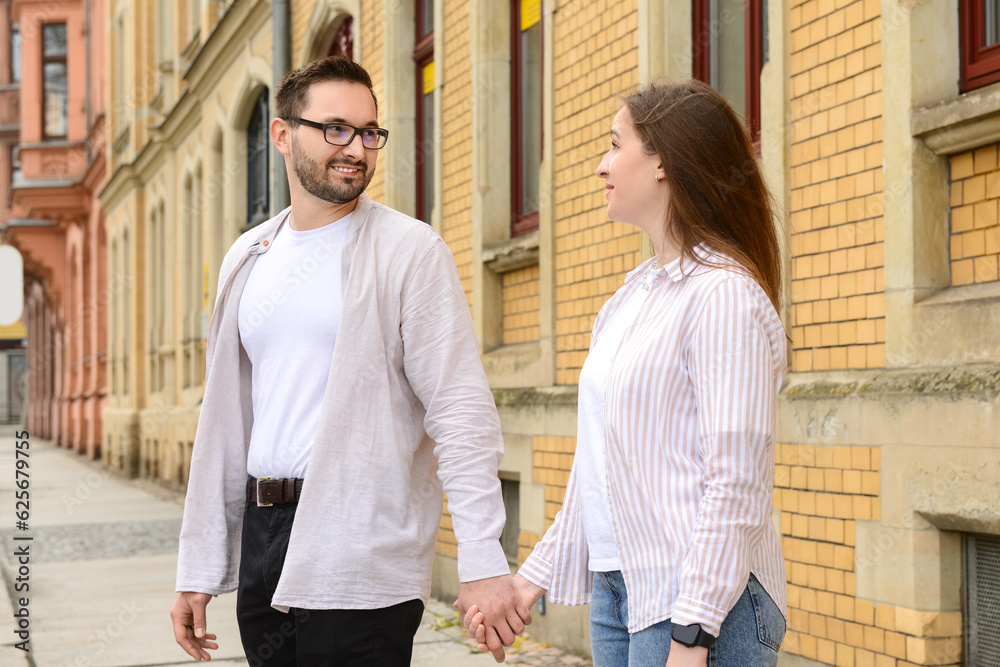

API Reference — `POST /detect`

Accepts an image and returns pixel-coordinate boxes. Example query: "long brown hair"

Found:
[622,79,782,312]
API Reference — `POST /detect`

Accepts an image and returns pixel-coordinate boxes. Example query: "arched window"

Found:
[247,89,270,227]
[110,237,118,395]
[329,16,354,59]
[122,227,130,396]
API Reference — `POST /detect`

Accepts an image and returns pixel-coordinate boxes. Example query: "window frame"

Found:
[11,21,20,84]
[246,89,270,228]
[41,22,68,141]
[414,0,434,224]
[510,0,542,238]
[961,0,1000,92]
[692,0,764,145]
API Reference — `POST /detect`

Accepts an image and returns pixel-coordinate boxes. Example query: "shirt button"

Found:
[617,543,623,550]
[263,240,269,246]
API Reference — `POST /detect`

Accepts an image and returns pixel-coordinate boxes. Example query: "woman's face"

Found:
[595,106,668,230]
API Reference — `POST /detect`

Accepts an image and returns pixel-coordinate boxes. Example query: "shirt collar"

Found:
[624,243,714,285]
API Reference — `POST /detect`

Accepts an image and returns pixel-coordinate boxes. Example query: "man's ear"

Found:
[271,118,291,156]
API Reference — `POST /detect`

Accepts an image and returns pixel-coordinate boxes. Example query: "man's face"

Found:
[288,80,379,205]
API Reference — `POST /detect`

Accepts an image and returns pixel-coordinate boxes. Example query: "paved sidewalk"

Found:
[0,427,591,667]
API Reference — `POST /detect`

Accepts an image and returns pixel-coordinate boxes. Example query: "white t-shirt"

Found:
[238,213,352,479]
[577,264,662,572]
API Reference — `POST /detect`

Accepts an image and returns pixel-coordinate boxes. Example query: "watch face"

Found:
[673,623,700,645]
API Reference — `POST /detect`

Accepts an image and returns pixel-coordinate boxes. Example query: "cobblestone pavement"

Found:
[420,599,593,666]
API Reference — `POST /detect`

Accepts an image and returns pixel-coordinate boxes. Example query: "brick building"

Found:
[101,1,1000,665]
[0,0,108,455]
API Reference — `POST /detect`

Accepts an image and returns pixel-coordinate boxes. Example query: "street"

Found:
[0,427,590,667]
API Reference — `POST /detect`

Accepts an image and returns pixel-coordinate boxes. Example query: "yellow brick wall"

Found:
[435,495,458,559]
[502,266,541,344]
[950,143,1000,285]
[776,444,962,666]
[440,0,474,302]
[788,0,885,372]
[439,436,576,565]
[553,0,641,386]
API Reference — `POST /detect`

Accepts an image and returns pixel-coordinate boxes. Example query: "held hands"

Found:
[453,574,535,663]
[170,592,218,662]
[462,574,546,662]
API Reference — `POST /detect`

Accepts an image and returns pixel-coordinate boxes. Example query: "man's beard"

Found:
[290,135,374,204]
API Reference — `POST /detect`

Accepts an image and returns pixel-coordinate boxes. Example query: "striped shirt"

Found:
[519,246,787,637]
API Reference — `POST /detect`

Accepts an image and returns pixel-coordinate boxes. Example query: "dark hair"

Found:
[275,56,378,120]
[622,79,782,312]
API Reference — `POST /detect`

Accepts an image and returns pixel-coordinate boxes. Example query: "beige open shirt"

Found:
[176,195,510,611]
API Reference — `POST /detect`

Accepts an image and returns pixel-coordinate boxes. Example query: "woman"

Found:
[466,79,788,667]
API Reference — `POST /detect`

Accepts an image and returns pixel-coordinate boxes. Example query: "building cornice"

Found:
[184,0,272,93]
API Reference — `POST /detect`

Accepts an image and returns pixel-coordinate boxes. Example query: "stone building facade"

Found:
[102,1,1000,665]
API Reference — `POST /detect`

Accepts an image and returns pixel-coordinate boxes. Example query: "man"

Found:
[170,57,528,666]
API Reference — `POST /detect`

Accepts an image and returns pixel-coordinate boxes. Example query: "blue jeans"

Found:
[590,571,785,667]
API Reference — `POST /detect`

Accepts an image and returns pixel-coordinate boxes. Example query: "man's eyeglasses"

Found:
[288,117,389,150]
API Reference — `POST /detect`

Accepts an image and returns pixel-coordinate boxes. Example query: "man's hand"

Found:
[665,640,709,667]
[453,575,533,662]
[464,573,545,657]
[170,592,218,661]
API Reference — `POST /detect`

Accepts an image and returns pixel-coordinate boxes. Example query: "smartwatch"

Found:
[671,622,716,649]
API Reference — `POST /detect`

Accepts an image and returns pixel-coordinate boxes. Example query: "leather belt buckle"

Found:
[256,476,274,507]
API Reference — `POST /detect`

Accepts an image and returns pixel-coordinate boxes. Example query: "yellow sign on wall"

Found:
[423,61,435,95]
[521,0,541,31]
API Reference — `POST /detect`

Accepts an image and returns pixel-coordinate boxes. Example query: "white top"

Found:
[520,247,787,636]
[576,264,662,572]
[238,213,351,479]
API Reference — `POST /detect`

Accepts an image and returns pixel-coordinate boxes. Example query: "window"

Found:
[964,532,1000,665]
[42,24,68,139]
[122,228,130,396]
[961,0,1000,91]
[115,15,126,131]
[110,238,118,395]
[499,476,520,563]
[414,0,434,223]
[246,89,270,227]
[329,16,354,59]
[8,146,20,207]
[11,22,20,84]
[511,0,542,236]
[693,0,765,143]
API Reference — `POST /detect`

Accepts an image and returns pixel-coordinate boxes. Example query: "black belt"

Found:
[247,476,304,506]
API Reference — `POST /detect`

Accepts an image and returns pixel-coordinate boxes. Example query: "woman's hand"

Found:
[665,640,708,667]
[463,574,546,657]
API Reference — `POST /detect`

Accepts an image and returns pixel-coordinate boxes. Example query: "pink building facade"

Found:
[2,0,107,455]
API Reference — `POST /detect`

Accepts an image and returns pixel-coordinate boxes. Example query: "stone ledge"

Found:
[483,231,540,274]
[911,81,1000,155]
[782,365,1000,399]
[492,385,578,408]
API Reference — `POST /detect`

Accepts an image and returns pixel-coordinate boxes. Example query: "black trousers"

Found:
[236,500,424,666]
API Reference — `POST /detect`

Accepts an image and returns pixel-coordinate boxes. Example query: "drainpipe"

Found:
[272,0,291,213]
